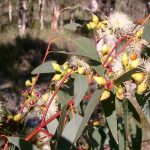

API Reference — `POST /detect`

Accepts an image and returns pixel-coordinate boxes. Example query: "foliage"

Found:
[0,5,150,150]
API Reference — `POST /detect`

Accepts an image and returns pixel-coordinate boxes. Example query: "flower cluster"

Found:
[86,12,150,100]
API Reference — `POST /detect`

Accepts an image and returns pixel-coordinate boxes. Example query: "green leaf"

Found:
[31,61,55,74]
[128,100,142,150]
[143,21,150,42]
[57,104,68,138]
[63,23,81,31]
[62,114,83,143]
[135,93,150,124]
[114,68,140,85]
[7,137,38,150]
[101,93,118,143]
[74,89,103,143]
[73,37,99,61]
[74,74,88,106]
[47,119,58,135]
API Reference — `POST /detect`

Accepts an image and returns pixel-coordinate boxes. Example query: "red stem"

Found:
[25,93,92,142]
[103,37,125,67]
[25,111,61,141]
[41,70,73,123]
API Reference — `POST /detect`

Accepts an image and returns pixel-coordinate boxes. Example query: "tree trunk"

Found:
[18,0,27,36]
[8,0,12,22]
[51,0,60,31]
[39,0,45,30]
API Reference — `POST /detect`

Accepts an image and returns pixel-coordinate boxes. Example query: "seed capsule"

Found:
[52,62,62,72]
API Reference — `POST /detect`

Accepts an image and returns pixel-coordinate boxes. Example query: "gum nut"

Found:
[63,62,69,70]
[89,22,97,29]
[130,53,137,60]
[86,23,91,30]
[102,44,110,55]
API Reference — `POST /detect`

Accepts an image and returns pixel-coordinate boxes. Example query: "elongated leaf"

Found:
[101,93,118,143]
[57,104,68,138]
[114,68,140,85]
[62,114,83,143]
[74,74,88,106]
[63,23,81,31]
[47,119,58,135]
[7,137,38,150]
[143,21,150,42]
[135,93,150,124]
[74,89,103,143]
[31,61,55,74]
[73,37,99,61]
[128,100,142,150]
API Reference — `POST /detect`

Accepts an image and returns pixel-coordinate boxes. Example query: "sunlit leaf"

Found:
[7,137,38,150]
[63,23,81,31]
[74,89,103,143]
[114,68,140,84]
[74,74,88,106]
[31,61,55,74]
[101,93,118,142]
[143,21,150,42]
[47,119,58,135]
[62,114,83,143]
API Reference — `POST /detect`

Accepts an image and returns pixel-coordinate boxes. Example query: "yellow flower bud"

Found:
[100,90,110,101]
[52,62,62,72]
[89,22,97,29]
[102,44,110,55]
[52,74,62,81]
[137,82,148,94]
[77,67,85,74]
[42,93,49,101]
[25,80,32,87]
[67,68,72,73]
[93,76,106,86]
[63,62,69,70]
[31,77,36,83]
[121,53,129,67]
[13,114,22,122]
[92,15,99,23]
[131,72,145,83]
[102,20,108,24]
[86,23,91,30]
[107,56,113,62]
[96,22,102,29]
[116,93,124,100]
[135,29,143,38]
[93,120,100,126]
[115,85,124,95]
[129,59,140,69]
[7,115,13,120]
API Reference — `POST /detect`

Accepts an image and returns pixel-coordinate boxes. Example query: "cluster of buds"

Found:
[86,14,108,30]
[94,11,150,100]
